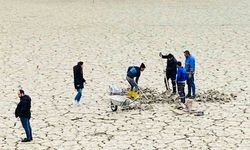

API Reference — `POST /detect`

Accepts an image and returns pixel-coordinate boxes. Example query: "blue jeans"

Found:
[126,76,138,91]
[75,88,82,102]
[20,117,32,140]
[187,74,196,96]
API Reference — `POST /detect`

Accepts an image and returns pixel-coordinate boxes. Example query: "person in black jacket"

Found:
[73,61,86,105]
[159,52,177,94]
[15,90,32,142]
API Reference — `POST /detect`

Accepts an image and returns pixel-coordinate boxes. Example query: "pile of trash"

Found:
[125,88,236,104]
[109,87,237,112]
[109,85,237,111]
[195,89,237,103]
[137,88,177,104]
[120,88,178,105]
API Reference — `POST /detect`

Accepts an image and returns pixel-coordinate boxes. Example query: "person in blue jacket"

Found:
[176,61,187,106]
[184,50,196,98]
[126,63,146,91]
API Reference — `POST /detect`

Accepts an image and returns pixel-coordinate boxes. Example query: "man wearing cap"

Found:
[126,63,146,91]
[184,50,196,98]
[159,52,177,94]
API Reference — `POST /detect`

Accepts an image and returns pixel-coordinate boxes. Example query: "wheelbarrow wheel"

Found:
[111,102,118,111]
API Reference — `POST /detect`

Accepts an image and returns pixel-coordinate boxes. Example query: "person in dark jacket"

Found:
[126,63,146,91]
[73,61,86,105]
[15,90,32,142]
[159,52,177,94]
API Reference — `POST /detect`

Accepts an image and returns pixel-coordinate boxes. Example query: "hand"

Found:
[159,52,162,57]
[188,73,192,79]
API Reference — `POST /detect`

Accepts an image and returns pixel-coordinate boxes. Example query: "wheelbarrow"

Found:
[110,95,141,111]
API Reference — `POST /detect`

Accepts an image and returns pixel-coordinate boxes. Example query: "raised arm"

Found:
[159,52,168,59]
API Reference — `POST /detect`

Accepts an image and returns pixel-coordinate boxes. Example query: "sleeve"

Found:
[161,54,168,59]
[73,67,76,79]
[127,66,131,73]
[19,97,31,117]
[176,69,180,82]
[20,102,29,116]
[173,58,178,70]
[135,69,141,84]
[135,77,139,84]
[184,69,187,80]
[189,58,195,72]
[174,58,178,65]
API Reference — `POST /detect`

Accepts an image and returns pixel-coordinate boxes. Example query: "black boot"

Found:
[172,86,176,94]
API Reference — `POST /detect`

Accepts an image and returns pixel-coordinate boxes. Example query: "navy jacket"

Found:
[161,54,177,75]
[73,65,86,89]
[15,95,31,119]
[127,66,141,83]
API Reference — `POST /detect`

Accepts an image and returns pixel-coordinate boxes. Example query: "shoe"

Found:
[180,103,187,109]
[190,95,196,99]
[185,95,191,98]
[183,109,191,113]
[21,138,32,142]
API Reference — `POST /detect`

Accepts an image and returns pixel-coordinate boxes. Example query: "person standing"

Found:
[176,61,189,110]
[15,90,33,142]
[184,50,196,98]
[73,61,86,105]
[159,52,177,94]
[126,63,146,91]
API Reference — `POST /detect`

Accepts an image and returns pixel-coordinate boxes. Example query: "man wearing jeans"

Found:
[126,63,146,91]
[73,61,86,105]
[184,50,196,99]
[15,90,32,142]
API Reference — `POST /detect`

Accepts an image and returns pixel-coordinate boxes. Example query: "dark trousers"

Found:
[20,117,32,140]
[177,83,185,103]
[187,74,196,96]
[165,73,176,93]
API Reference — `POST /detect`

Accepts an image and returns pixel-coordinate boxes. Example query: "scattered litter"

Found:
[110,87,236,112]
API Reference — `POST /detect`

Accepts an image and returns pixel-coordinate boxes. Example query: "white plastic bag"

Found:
[109,85,122,95]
